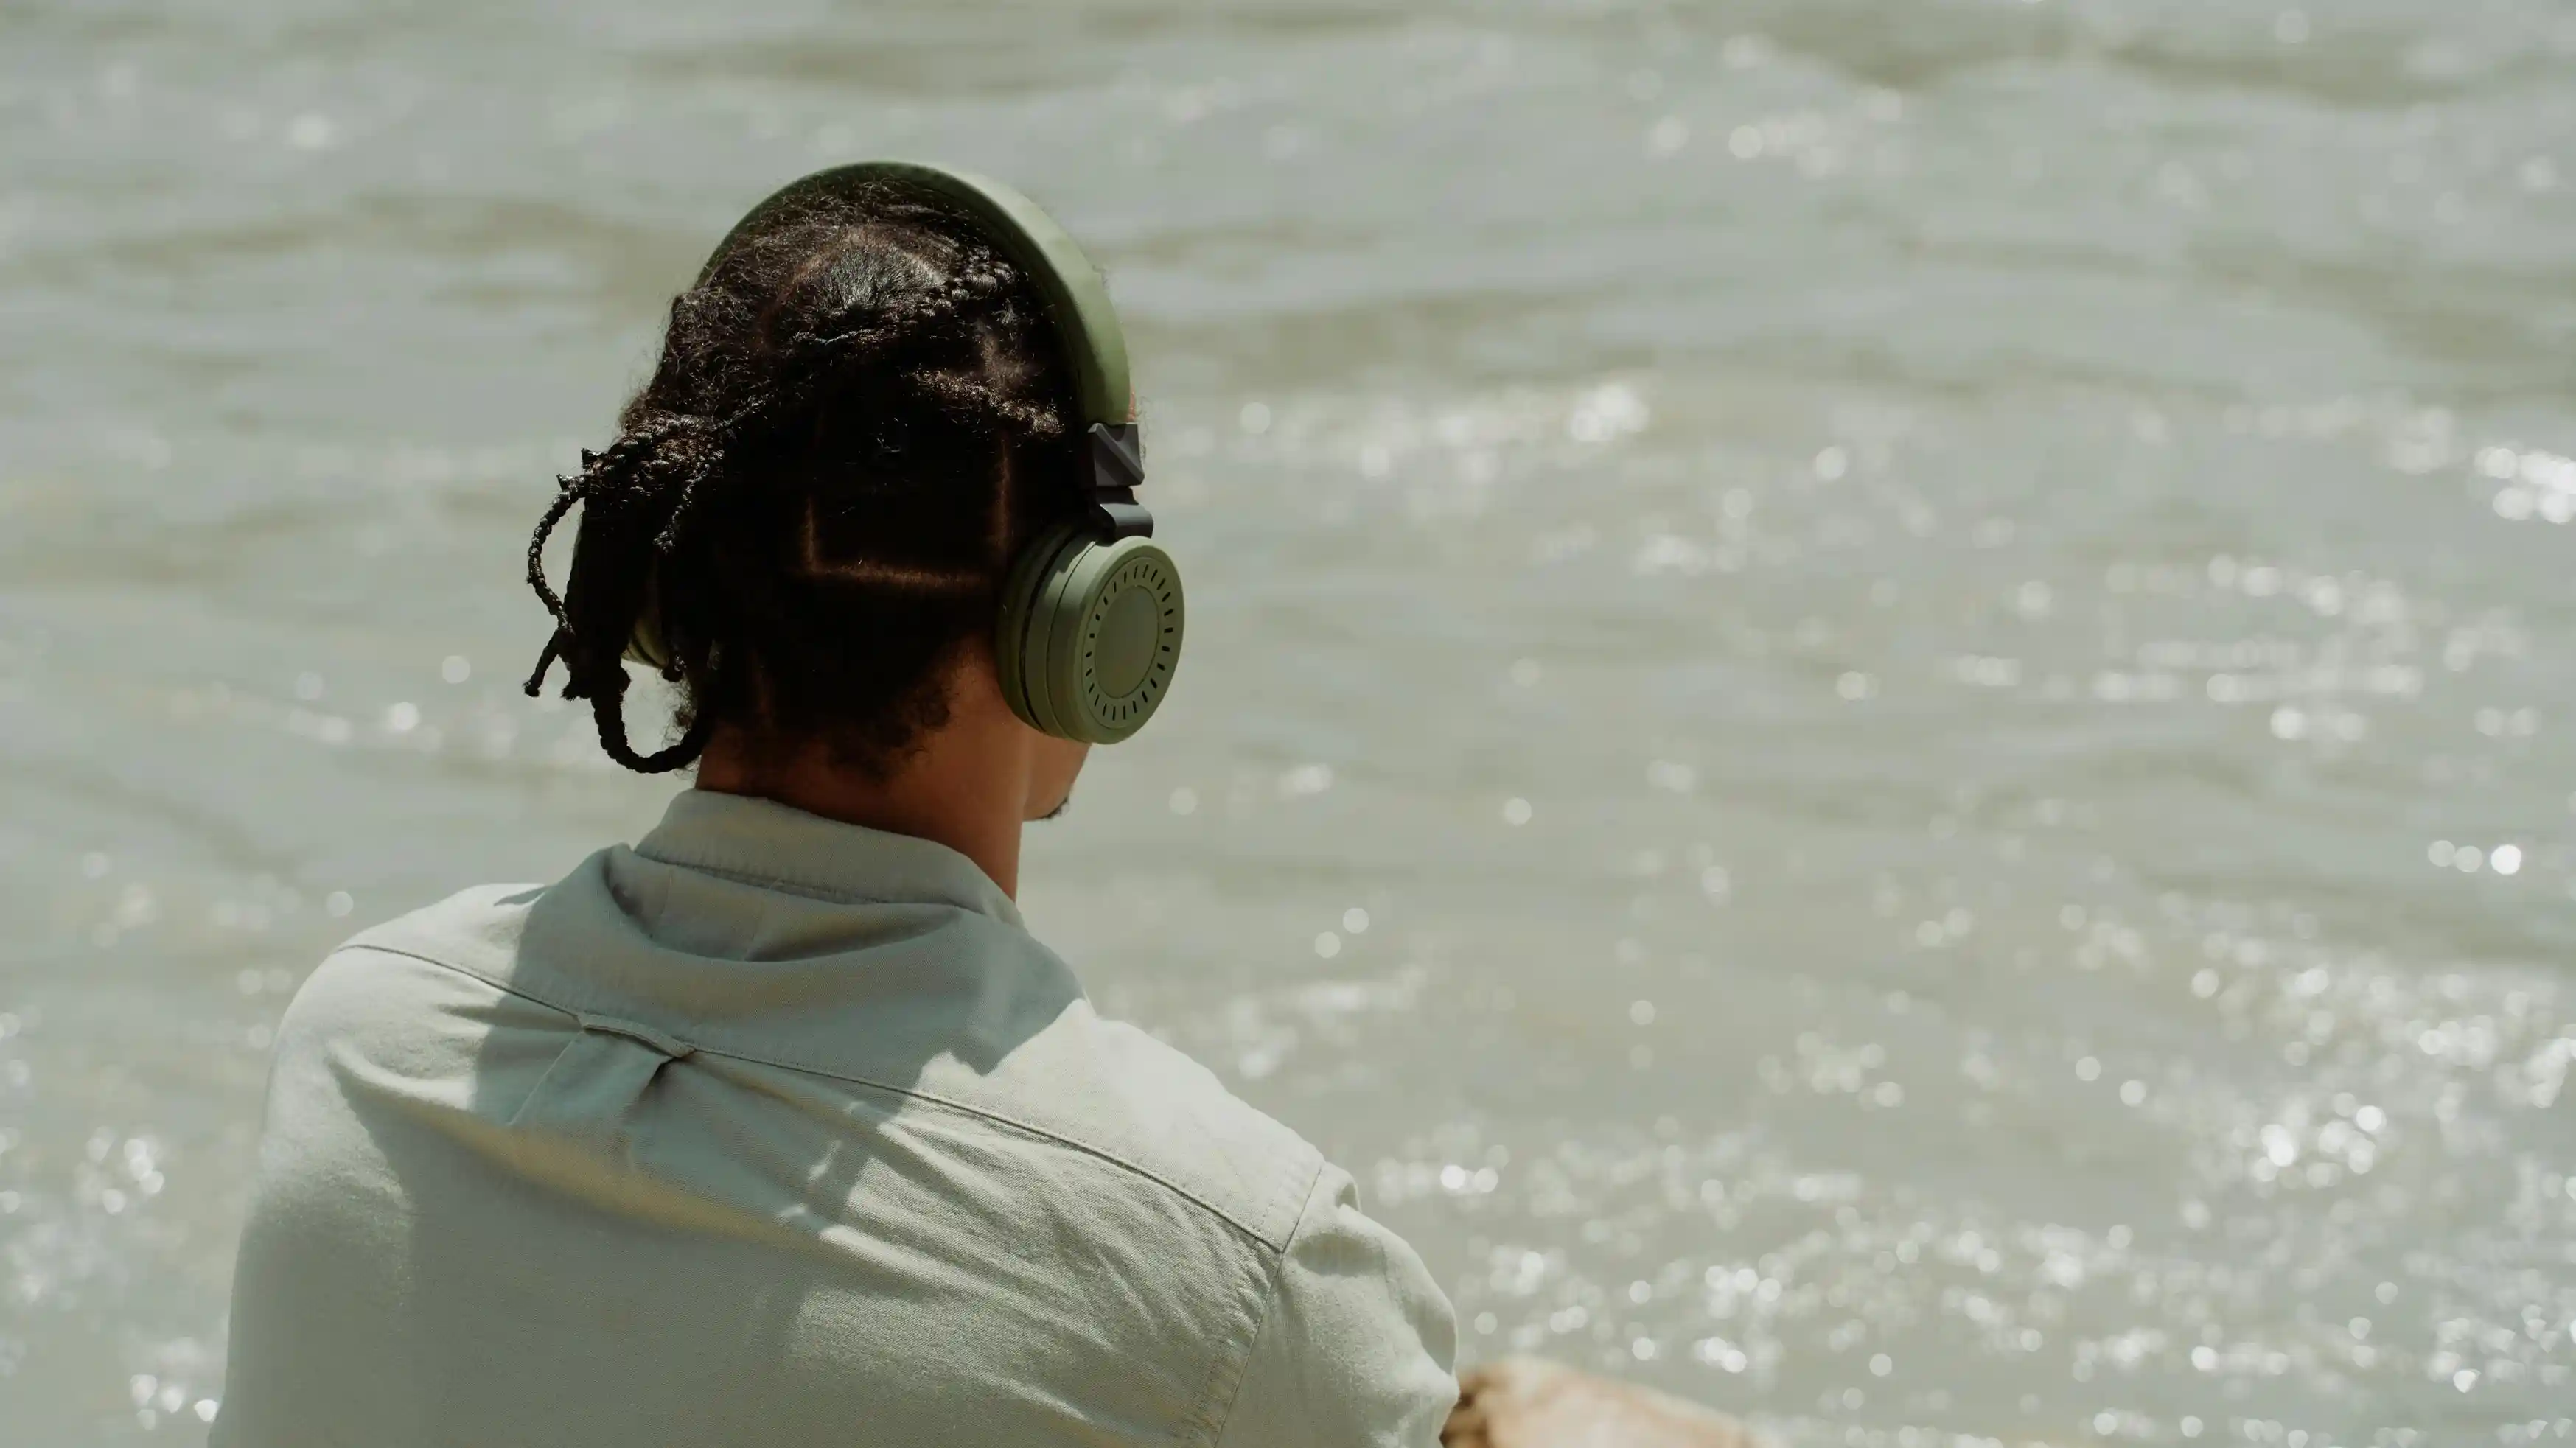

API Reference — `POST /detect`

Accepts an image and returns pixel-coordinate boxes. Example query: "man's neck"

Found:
[691,719,1033,898]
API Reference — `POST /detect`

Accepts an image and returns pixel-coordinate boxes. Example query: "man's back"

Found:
[214,790,1456,1447]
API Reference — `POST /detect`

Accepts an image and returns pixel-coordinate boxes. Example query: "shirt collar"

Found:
[632,788,1024,930]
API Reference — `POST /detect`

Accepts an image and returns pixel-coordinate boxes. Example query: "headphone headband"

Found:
[699,161,1134,430]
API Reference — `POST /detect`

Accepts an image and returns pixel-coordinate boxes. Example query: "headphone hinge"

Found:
[1089,497,1154,539]
[1086,422,1153,539]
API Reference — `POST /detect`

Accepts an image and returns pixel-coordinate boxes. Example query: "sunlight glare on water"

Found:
[2,1,2573,1444]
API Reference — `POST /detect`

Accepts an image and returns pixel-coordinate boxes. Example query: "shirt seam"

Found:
[338,941,1285,1250]
[1195,1155,1325,1447]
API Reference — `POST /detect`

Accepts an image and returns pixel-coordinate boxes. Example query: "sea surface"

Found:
[4,2,2574,1444]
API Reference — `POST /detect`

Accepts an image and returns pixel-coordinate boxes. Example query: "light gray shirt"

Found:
[214,789,1457,1447]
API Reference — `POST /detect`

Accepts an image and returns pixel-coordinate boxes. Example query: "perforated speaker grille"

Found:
[1075,550,1181,736]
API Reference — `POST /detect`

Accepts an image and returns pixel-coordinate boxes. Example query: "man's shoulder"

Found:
[335,879,551,973]
[1001,1004,1325,1251]
[272,882,559,1052]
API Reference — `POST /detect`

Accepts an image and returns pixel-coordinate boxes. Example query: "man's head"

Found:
[520,175,1095,808]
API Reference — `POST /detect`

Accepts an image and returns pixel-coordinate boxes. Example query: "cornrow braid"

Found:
[522,186,1085,778]
[767,249,1016,399]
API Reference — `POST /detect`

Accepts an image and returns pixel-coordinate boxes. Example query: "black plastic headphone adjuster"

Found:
[1086,422,1153,539]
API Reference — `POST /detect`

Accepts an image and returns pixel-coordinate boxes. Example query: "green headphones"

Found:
[614,160,1183,746]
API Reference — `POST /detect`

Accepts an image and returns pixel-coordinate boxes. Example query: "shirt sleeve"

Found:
[1214,1161,1459,1448]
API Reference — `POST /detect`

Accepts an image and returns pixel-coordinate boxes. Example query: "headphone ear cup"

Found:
[994,525,1086,735]
[624,567,672,671]
[1030,534,1184,744]
[569,510,669,671]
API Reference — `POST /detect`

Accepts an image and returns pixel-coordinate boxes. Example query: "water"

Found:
[4,1,2574,1444]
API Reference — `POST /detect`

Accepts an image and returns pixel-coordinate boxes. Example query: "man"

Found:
[213,163,1458,1447]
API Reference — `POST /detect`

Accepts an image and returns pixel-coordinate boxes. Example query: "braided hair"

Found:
[523,181,1082,776]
